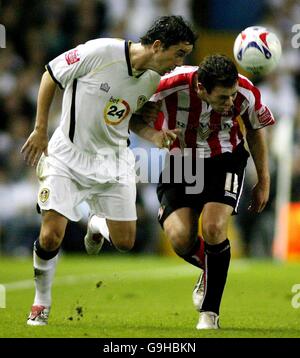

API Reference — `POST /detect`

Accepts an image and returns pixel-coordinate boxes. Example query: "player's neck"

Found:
[129,42,151,74]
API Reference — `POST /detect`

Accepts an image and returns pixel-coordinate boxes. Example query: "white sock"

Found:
[89,215,110,242]
[33,251,58,307]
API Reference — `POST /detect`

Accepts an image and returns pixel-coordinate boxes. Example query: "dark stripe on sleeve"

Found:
[46,64,64,90]
[69,79,77,142]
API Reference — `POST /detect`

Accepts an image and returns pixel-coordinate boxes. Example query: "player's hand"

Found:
[248,180,270,213]
[142,101,162,124]
[21,129,48,167]
[153,128,181,149]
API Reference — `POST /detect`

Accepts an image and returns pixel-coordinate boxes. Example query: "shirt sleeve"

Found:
[239,79,275,129]
[46,39,108,89]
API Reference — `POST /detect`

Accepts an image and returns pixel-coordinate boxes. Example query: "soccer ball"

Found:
[233,26,282,76]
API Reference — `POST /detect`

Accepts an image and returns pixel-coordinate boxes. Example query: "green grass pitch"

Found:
[0,254,300,338]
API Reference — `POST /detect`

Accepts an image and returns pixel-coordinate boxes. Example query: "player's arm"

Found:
[245,127,270,213]
[140,101,162,125]
[21,71,56,166]
[129,114,180,149]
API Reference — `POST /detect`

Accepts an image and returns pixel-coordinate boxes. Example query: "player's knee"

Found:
[114,236,135,252]
[164,225,190,253]
[112,228,136,252]
[202,221,225,243]
[39,228,64,251]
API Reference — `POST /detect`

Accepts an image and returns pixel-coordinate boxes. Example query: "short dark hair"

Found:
[140,16,197,49]
[198,55,238,93]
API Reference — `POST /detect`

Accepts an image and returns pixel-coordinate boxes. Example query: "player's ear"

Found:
[152,40,163,52]
[193,74,201,91]
[195,79,206,96]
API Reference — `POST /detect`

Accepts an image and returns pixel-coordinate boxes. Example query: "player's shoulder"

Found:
[237,74,262,109]
[237,74,258,91]
[162,65,198,80]
[237,74,261,97]
[157,65,198,92]
[83,38,125,53]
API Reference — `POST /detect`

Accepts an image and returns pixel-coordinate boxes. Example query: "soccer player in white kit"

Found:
[21,16,197,325]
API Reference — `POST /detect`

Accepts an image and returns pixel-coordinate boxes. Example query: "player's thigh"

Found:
[40,210,68,250]
[163,207,199,247]
[89,182,137,251]
[203,144,249,213]
[90,182,137,222]
[37,175,89,222]
[157,180,200,240]
[201,202,233,244]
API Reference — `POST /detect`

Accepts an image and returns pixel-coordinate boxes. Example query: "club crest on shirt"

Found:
[39,188,50,203]
[198,124,212,141]
[104,96,130,125]
[137,95,147,110]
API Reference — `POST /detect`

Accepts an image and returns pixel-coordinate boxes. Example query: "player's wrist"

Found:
[257,175,270,185]
[34,124,48,133]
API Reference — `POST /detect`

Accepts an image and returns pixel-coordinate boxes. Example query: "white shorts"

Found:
[36,130,137,221]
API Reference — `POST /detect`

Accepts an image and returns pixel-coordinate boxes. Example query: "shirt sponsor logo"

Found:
[197,119,237,140]
[176,121,186,128]
[104,96,130,125]
[177,106,191,112]
[65,49,80,65]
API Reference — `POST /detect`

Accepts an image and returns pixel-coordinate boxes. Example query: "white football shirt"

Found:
[47,38,161,153]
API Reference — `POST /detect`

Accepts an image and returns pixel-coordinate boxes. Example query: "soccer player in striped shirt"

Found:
[134,54,275,329]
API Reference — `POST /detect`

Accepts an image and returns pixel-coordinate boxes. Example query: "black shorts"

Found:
[157,142,250,226]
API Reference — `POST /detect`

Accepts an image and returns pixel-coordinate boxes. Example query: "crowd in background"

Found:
[0,0,299,256]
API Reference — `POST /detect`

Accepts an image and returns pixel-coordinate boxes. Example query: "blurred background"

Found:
[0,0,299,259]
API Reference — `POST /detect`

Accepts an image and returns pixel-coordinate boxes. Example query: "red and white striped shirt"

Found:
[151,66,275,158]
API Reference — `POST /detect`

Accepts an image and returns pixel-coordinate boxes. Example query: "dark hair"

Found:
[140,16,197,49]
[197,55,238,93]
